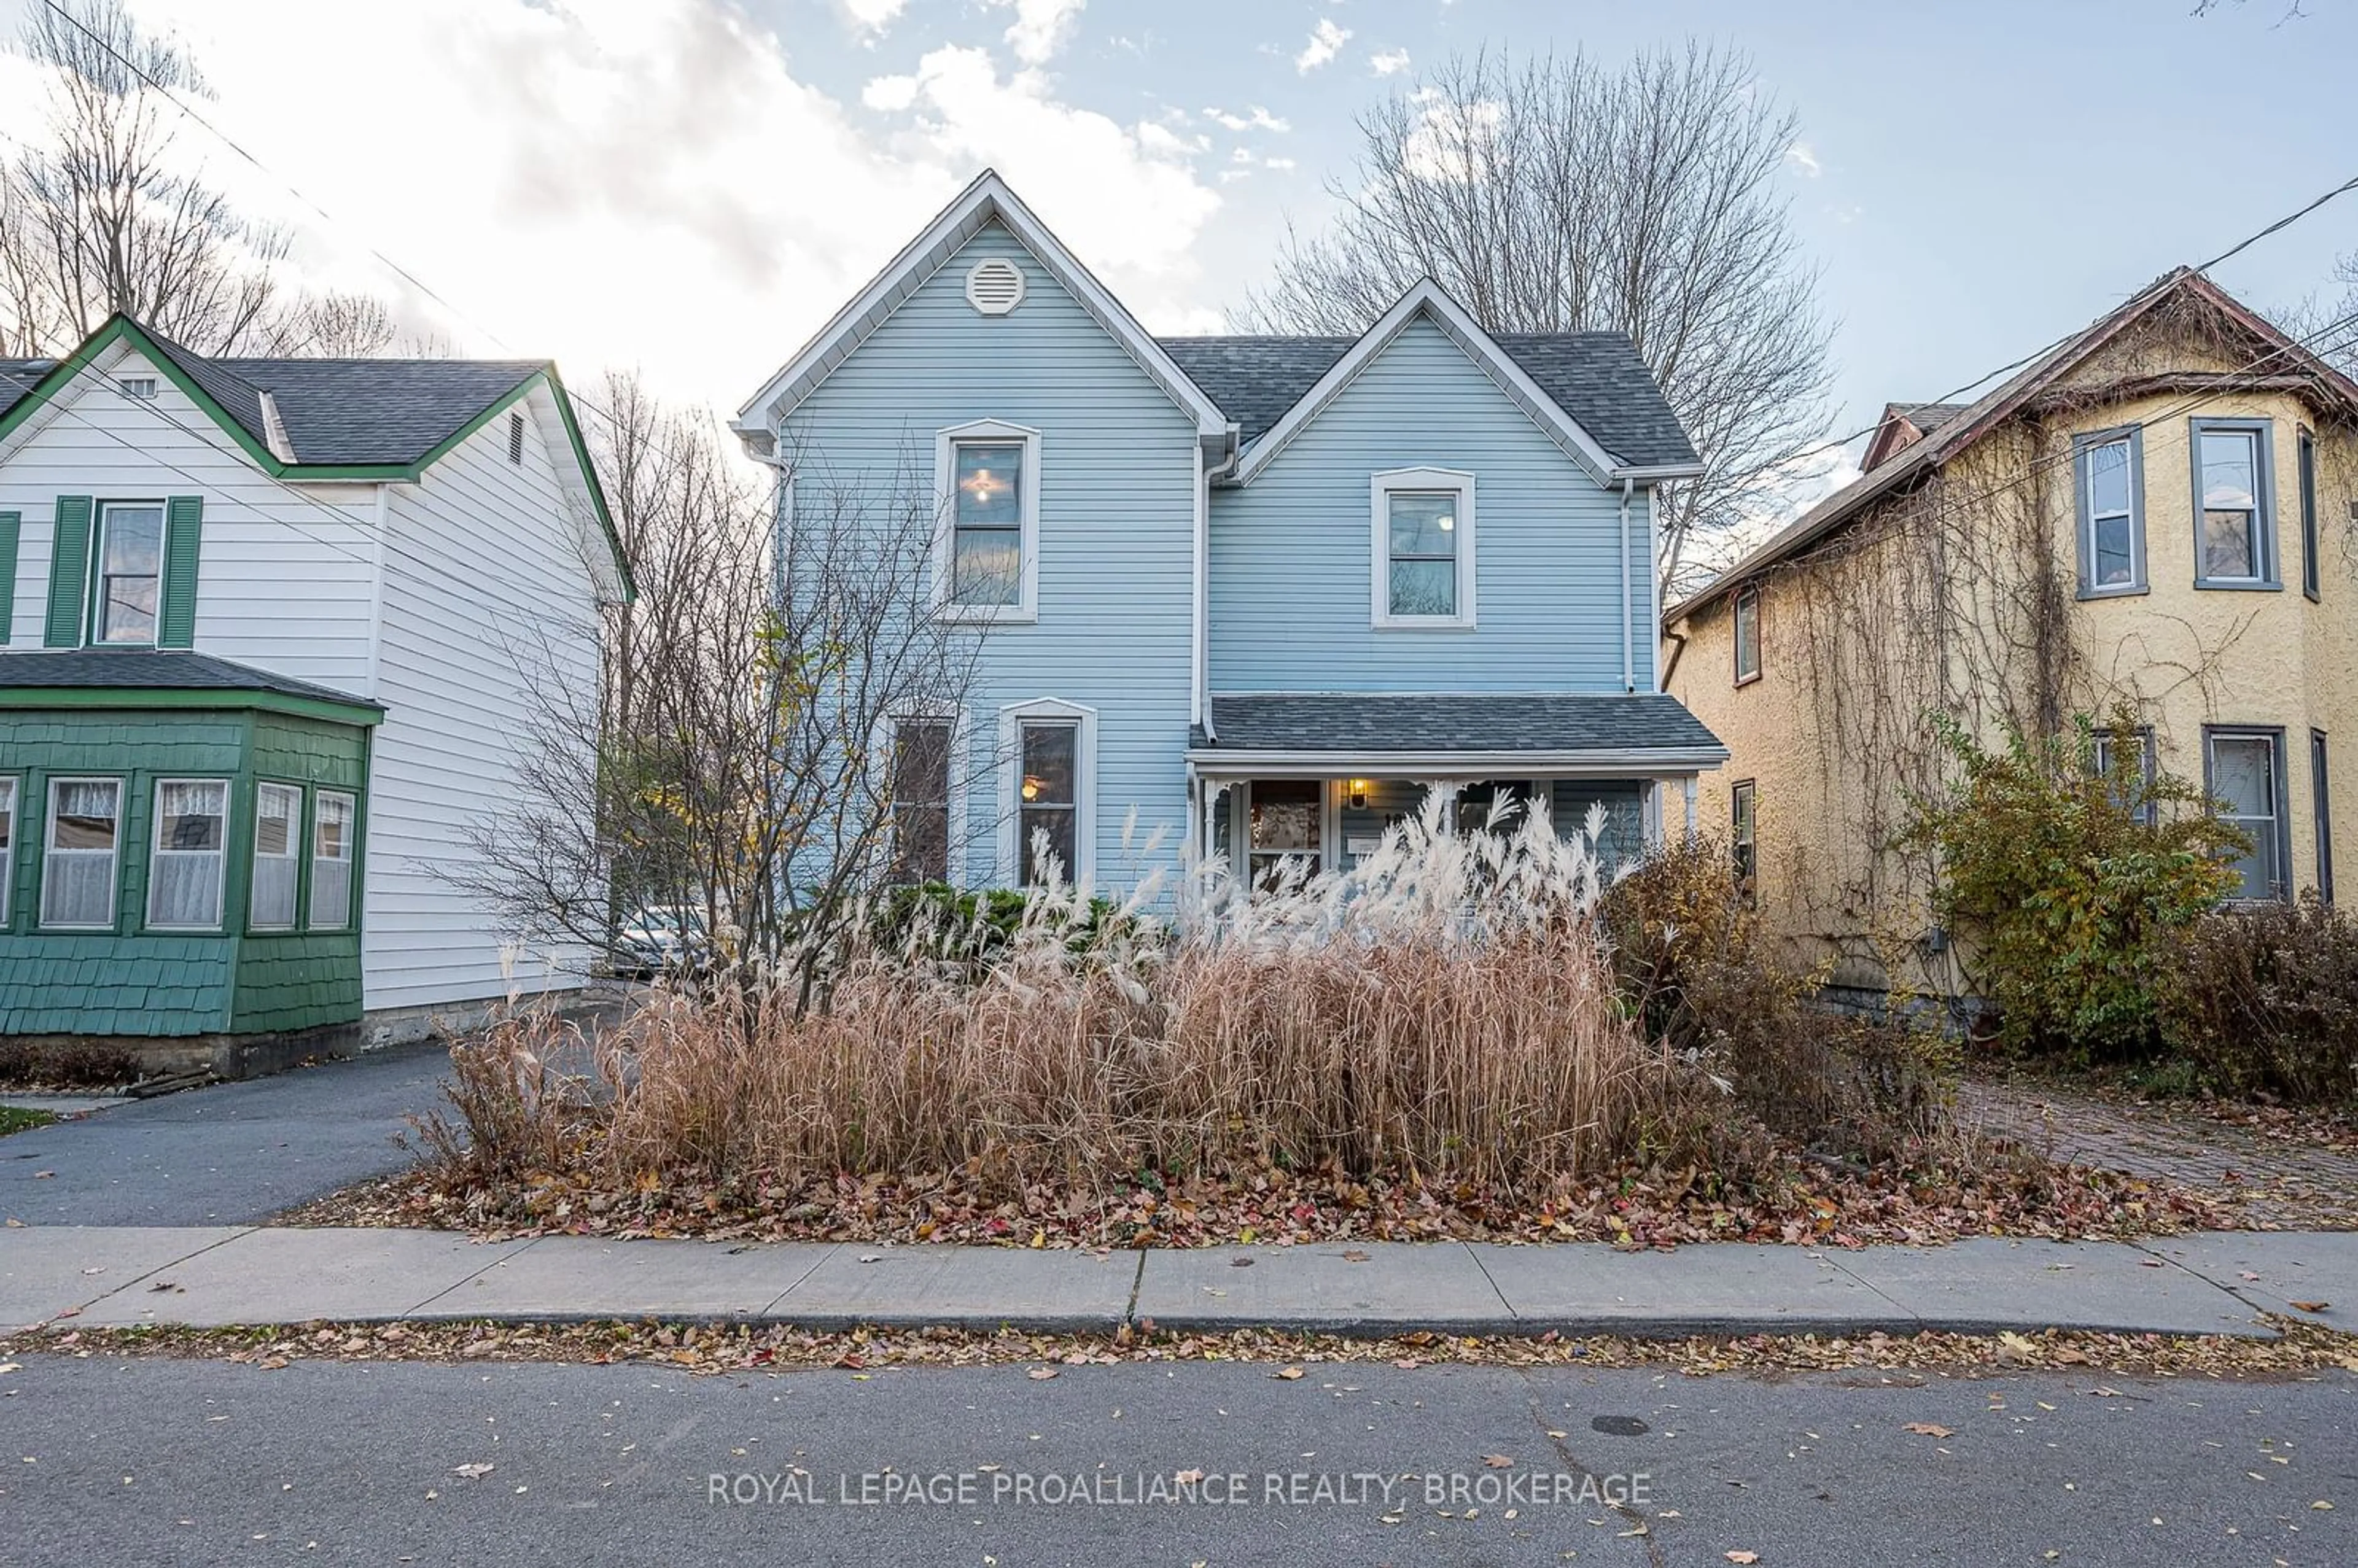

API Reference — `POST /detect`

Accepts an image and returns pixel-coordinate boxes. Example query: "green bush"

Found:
[1601,837,1953,1163]
[1904,713,2247,1061]
[865,881,1144,970]
[2155,895,2358,1103]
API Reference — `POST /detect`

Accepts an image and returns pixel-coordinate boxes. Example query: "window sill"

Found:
[935,606,1038,627]
[1371,617,1477,632]
[2192,579,2282,592]
[2076,584,2149,602]
[1733,670,1762,689]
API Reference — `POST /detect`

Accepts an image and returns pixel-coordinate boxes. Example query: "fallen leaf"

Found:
[1341,1250,1371,1263]
[2290,1301,2330,1313]
[1231,1257,1255,1268]
[1271,1367,1304,1381]
[1174,1469,1204,1485]
[2314,1500,2335,1511]
[1726,1553,1761,1565]
[1482,1454,1514,1469]
[451,1464,495,1480]
[1026,1367,1059,1381]
[1902,1422,1954,1439]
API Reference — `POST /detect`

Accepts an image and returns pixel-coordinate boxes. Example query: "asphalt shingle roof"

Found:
[1157,330,1697,468]
[1194,691,1724,756]
[0,648,381,711]
[1893,401,1969,436]
[0,336,545,469]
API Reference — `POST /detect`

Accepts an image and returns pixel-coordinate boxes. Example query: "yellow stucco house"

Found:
[1662,268,2358,1007]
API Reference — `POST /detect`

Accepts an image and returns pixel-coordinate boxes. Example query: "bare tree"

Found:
[1241,44,1835,593]
[0,0,294,355]
[460,380,991,1013]
[260,290,451,358]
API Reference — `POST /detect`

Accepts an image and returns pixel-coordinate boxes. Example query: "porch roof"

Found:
[1188,691,1726,774]
[0,648,383,724]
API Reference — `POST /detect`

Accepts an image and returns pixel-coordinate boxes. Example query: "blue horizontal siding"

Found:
[1209,316,1647,693]
[780,222,1197,897]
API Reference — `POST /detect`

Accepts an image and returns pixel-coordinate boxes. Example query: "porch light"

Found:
[1348,778,1371,808]
[1435,514,1453,532]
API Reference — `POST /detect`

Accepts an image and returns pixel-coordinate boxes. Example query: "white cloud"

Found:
[1262,156,1296,172]
[991,0,1088,67]
[1370,49,1411,77]
[838,0,905,37]
[1203,105,1290,133]
[109,0,1224,401]
[1294,17,1350,74]
[1784,140,1822,178]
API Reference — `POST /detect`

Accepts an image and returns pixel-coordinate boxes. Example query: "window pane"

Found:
[952,443,1023,527]
[1020,805,1076,884]
[255,786,296,858]
[1388,557,1456,617]
[41,856,112,925]
[157,782,225,851]
[149,852,222,926]
[1387,493,1458,557]
[1735,591,1760,678]
[890,721,952,883]
[98,506,164,643]
[2211,737,2273,817]
[52,781,119,850]
[0,778,13,853]
[311,793,355,930]
[2203,511,2256,579]
[1019,723,1076,807]
[2095,514,2134,586]
[951,528,1021,605]
[1251,780,1322,852]
[104,508,162,573]
[252,784,301,927]
[2087,440,2130,518]
[2200,432,2257,510]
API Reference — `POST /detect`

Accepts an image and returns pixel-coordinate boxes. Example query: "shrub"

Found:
[0,1036,139,1088]
[1600,836,1953,1165]
[1904,713,2247,1061]
[2155,895,2358,1103]
[429,794,1680,1198]
[865,881,1144,973]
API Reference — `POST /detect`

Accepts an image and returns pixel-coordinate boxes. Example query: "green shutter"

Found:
[44,495,93,647]
[159,495,203,648]
[0,511,18,643]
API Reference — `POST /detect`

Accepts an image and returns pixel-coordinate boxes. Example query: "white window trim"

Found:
[308,789,357,931]
[145,777,229,931]
[996,697,1097,887]
[1370,467,1476,631]
[877,704,969,888]
[251,780,304,932]
[934,419,1041,624]
[40,775,122,931]
[91,499,168,648]
[0,774,17,926]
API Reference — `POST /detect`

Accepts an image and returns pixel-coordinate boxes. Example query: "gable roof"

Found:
[1665,267,2358,624]
[732,169,1231,446]
[0,314,631,600]
[1159,328,1695,469]
[1221,280,1702,486]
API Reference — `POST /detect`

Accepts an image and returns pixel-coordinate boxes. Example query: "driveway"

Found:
[1,1044,453,1227]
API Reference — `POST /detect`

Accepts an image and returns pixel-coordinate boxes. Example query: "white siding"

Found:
[368,387,604,1011]
[0,350,375,667]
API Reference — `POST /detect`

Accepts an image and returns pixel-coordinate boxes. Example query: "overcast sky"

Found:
[0,0,2351,481]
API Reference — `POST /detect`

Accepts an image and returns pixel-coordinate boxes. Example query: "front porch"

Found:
[1184,691,1729,884]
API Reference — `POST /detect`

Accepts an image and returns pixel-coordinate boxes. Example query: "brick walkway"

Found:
[1958,1078,2358,1229]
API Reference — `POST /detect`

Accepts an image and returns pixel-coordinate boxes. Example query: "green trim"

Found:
[0,683,383,727]
[159,495,201,648]
[44,495,91,646]
[0,511,18,642]
[0,314,634,602]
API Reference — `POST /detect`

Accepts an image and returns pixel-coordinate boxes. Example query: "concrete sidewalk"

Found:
[5,1225,2352,1340]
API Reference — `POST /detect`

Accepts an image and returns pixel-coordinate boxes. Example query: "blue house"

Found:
[731,172,1725,899]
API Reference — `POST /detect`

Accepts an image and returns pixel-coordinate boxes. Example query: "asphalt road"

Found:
[2,1356,2351,1566]
[0,1044,453,1226]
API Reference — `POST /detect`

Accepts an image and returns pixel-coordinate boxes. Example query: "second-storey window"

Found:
[2206,728,2287,901]
[950,441,1023,606]
[2192,420,2274,588]
[41,777,120,928]
[2299,427,2321,602]
[95,502,165,643]
[2073,427,2144,594]
[1370,469,1475,628]
[147,779,228,930]
[1017,720,1078,885]
[1733,585,1761,685]
[251,782,303,930]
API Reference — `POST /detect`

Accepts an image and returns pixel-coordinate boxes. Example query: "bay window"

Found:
[2072,426,2144,595]
[309,790,356,930]
[2205,728,2287,901]
[41,777,121,929]
[2191,419,2276,588]
[251,782,303,930]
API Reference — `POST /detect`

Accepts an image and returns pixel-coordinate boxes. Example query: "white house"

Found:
[0,314,628,1069]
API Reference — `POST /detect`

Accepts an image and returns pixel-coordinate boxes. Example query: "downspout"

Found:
[1619,476,1635,693]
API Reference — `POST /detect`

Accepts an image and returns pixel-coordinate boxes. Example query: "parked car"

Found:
[611,904,712,979]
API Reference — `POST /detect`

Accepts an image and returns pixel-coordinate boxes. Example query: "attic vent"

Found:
[119,376,157,400]
[508,409,525,465]
[965,257,1025,316]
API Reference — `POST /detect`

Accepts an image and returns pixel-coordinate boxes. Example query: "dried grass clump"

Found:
[427,794,1677,1199]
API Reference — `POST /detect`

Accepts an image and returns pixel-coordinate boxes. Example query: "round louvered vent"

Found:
[965,257,1025,316]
